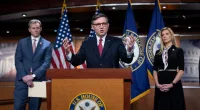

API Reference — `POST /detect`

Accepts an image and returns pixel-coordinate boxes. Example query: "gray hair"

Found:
[28,19,42,27]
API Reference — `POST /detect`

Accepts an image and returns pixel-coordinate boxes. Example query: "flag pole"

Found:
[61,0,67,15]
[157,0,162,12]
[97,0,100,10]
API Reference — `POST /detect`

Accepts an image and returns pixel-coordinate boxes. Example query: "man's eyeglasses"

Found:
[92,23,108,27]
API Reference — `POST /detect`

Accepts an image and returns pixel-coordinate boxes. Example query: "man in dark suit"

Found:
[14,19,52,110]
[63,13,135,68]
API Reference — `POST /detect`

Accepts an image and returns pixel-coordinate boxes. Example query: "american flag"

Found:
[88,2,100,38]
[51,8,86,69]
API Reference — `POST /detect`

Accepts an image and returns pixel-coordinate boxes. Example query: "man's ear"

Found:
[28,28,30,33]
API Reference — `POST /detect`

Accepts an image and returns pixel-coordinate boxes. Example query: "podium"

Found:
[46,68,132,110]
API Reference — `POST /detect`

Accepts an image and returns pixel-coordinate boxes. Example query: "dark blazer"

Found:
[153,45,184,71]
[15,36,52,82]
[14,36,52,110]
[70,35,133,68]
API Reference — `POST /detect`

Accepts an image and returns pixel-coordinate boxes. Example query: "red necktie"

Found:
[32,39,37,53]
[98,38,103,56]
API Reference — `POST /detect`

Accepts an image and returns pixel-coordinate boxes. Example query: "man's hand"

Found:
[123,35,135,52]
[22,75,28,83]
[63,38,72,55]
[22,75,34,83]
[27,80,34,87]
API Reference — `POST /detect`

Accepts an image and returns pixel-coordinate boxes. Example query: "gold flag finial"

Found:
[61,0,67,14]
[96,0,101,10]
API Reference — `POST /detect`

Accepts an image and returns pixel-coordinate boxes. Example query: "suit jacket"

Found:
[70,35,133,68]
[15,36,52,84]
[153,45,184,71]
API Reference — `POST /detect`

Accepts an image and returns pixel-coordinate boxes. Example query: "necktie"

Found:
[32,39,37,53]
[98,38,103,56]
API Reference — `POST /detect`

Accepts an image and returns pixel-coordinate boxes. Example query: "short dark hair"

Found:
[91,13,109,24]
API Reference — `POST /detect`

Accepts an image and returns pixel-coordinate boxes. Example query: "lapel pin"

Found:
[40,42,42,45]
[172,49,175,51]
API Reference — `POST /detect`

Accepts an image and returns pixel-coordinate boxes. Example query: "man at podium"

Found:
[63,13,135,68]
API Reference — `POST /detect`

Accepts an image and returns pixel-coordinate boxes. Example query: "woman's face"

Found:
[161,29,172,45]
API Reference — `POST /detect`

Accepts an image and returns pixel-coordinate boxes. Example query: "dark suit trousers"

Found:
[14,84,41,110]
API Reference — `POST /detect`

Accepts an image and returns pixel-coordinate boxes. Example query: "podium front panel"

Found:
[51,79,124,110]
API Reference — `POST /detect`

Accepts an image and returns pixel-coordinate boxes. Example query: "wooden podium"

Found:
[46,68,132,110]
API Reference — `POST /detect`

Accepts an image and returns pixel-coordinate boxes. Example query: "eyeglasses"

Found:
[92,22,108,27]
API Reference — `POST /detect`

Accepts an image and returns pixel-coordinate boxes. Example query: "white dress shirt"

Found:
[31,35,40,47]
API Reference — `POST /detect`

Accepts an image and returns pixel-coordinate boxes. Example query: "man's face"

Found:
[28,22,42,38]
[91,17,109,37]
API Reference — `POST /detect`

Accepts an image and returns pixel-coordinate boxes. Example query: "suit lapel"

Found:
[91,37,101,59]
[101,36,112,59]
[27,37,34,56]
[33,37,43,57]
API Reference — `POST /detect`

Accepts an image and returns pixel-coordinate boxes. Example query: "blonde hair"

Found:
[157,27,177,54]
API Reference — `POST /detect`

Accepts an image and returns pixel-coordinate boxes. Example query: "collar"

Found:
[168,45,177,51]
[31,35,40,41]
[164,45,172,50]
[96,34,107,42]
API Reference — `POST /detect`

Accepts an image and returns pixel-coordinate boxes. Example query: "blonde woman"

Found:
[153,27,186,110]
